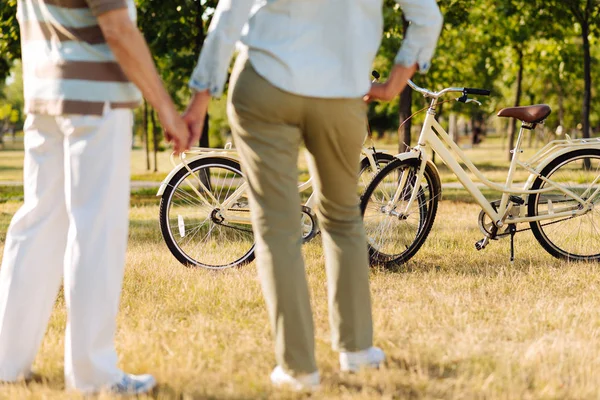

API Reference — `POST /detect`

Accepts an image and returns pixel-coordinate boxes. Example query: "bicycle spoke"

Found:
[532,153,600,259]
[162,161,254,268]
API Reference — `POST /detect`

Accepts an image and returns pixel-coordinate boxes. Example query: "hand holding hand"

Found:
[159,105,192,155]
[182,90,211,148]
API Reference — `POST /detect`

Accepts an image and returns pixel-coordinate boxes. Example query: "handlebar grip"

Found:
[464,88,491,96]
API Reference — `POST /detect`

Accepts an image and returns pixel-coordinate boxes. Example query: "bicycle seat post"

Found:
[498,121,528,217]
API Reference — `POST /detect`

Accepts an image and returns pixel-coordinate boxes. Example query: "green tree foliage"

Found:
[135,0,221,161]
[136,0,218,108]
[0,0,598,155]
[0,61,24,130]
[373,0,598,153]
[0,0,20,83]
[535,0,599,143]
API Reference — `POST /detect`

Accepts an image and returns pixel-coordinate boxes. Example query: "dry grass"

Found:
[2,189,600,399]
[2,136,600,399]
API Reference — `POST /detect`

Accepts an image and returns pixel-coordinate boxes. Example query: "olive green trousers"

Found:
[227,57,373,375]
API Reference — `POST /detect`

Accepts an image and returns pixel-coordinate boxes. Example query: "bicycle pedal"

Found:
[475,237,489,251]
[509,195,525,205]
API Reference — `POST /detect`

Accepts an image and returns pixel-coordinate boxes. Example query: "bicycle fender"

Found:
[391,151,420,163]
[390,152,440,178]
[522,145,600,192]
[534,145,599,173]
[156,154,239,197]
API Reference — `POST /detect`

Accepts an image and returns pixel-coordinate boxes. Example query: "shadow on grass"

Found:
[151,384,271,400]
[440,188,502,204]
[0,165,23,172]
[0,145,24,152]
[335,354,488,398]
[370,252,563,277]
[0,186,24,204]
[387,355,462,380]
[129,219,163,244]
[0,187,159,206]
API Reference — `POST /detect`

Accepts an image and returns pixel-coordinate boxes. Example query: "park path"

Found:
[1,180,480,190]
[0,180,165,189]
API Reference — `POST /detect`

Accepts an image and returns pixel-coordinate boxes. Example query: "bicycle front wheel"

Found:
[528,149,600,261]
[360,157,441,267]
[159,157,255,269]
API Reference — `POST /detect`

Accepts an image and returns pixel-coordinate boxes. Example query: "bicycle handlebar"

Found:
[407,79,491,99]
[464,87,491,96]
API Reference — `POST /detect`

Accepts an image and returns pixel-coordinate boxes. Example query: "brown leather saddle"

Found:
[497,104,551,124]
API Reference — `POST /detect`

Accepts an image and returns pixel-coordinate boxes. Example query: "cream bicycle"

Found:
[361,80,600,267]
[157,142,393,269]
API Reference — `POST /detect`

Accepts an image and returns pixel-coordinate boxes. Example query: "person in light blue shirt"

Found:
[175,0,443,391]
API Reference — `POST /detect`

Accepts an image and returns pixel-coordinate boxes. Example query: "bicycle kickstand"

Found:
[509,224,516,263]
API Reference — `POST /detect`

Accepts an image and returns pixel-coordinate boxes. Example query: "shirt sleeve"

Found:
[394,0,443,73]
[189,0,255,98]
[86,0,127,17]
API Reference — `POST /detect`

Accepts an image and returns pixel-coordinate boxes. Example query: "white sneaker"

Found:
[110,373,156,395]
[339,346,385,372]
[270,366,320,391]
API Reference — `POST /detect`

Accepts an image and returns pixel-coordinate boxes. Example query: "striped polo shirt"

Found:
[17,0,141,116]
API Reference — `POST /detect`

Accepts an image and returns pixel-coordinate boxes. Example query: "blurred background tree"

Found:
[0,0,598,163]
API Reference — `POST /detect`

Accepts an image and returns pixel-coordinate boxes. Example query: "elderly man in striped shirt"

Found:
[0,0,190,394]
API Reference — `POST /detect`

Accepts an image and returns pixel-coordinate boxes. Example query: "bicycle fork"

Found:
[384,154,428,218]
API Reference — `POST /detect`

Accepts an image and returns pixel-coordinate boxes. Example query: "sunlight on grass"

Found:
[3,135,600,398]
[2,193,600,398]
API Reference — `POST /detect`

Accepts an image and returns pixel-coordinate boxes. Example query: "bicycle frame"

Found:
[395,106,600,227]
[157,142,387,225]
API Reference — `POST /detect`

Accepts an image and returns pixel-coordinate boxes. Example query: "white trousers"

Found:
[0,106,132,392]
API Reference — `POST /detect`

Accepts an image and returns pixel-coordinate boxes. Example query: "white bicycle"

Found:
[361,79,600,267]
[157,141,393,269]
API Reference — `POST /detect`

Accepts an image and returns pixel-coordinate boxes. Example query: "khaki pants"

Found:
[227,58,373,375]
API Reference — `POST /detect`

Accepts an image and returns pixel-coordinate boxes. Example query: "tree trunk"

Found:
[195,0,210,148]
[151,109,159,173]
[449,113,458,144]
[557,84,564,130]
[143,100,150,171]
[507,47,524,161]
[471,112,483,147]
[581,19,592,169]
[398,16,411,153]
[398,87,412,153]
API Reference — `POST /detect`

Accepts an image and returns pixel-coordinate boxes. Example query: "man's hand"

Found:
[159,105,192,155]
[98,9,191,153]
[182,90,211,148]
[364,63,418,102]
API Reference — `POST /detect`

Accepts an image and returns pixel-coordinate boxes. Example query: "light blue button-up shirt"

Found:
[190,0,443,99]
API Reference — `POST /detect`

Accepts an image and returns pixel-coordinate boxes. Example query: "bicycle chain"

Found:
[491,215,576,238]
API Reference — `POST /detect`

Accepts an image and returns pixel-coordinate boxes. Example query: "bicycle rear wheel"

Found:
[360,157,441,267]
[159,157,255,269]
[358,152,395,198]
[528,149,600,261]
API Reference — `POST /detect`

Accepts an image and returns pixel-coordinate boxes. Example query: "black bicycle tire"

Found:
[159,157,256,269]
[360,157,441,267]
[528,148,600,261]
